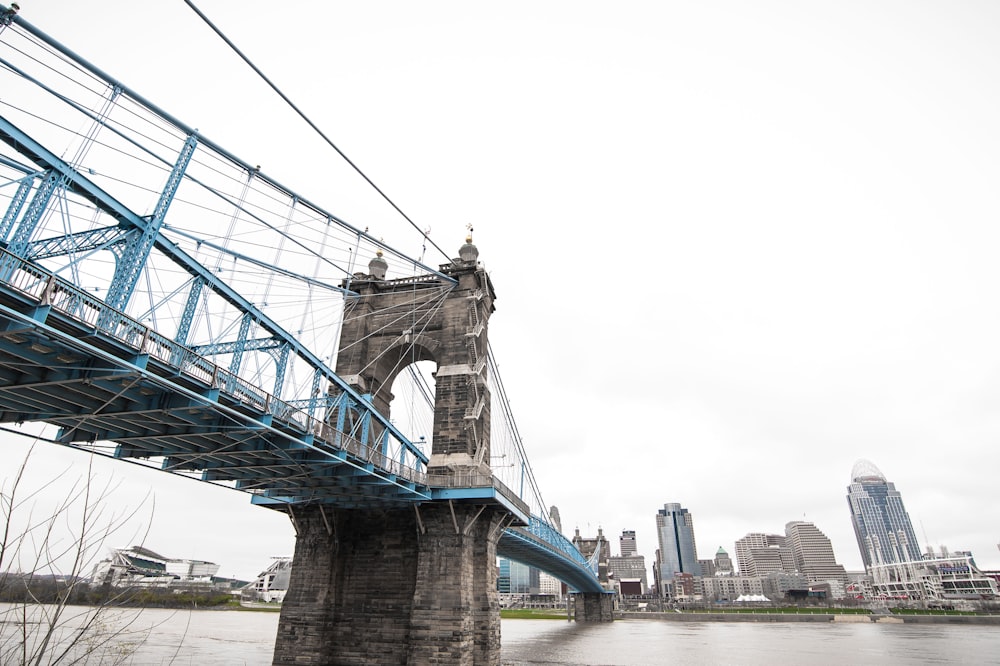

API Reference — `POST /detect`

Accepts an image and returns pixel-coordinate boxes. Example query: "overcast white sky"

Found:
[3,1,999,581]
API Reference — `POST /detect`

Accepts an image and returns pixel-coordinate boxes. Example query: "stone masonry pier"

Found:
[272,237,514,664]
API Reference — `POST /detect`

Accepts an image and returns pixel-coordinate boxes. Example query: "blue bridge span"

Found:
[0,2,606,606]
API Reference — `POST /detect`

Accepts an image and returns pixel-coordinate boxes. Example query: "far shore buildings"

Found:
[735,533,795,577]
[497,557,564,606]
[867,547,998,601]
[609,529,648,595]
[654,503,700,596]
[90,546,220,587]
[785,521,849,592]
[647,463,998,606]
[714,547,734,576]
[847,459,922,567]
[246,557,292,602]
[651,501,850,601]
[490,477,996,607]
[703,523,849,602]
[846,460,997,602]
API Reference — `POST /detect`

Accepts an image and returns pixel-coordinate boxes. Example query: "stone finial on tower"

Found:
[369,249,388,280]
[458,230,479,264]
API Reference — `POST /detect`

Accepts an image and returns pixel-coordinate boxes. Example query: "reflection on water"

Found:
[500,619,1000,665]
[3,605,999,665]
[0,604,279,666]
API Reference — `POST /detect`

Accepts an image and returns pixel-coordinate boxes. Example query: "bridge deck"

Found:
[0,249,534,525]
[0,251,433,507]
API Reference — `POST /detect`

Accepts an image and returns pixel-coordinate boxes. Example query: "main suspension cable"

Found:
[182,0,454,266]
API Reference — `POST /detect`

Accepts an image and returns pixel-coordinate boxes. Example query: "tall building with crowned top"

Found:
[846,459,922,568]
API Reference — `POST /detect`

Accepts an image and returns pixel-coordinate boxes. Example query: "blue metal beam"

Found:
[0,175,33,241]
[25,224,125,260]
[271,342,290,398]
[192,336,282,357]
[0,295,432,501]
[175,277,204,345]
[5,169,60,258]
[102,134,197,314]
[498,525,606,594]
[0,115,428,465]
[306,368,322,420]
[228,311,253,376]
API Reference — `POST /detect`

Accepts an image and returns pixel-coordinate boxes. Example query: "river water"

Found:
[2,605,999,664]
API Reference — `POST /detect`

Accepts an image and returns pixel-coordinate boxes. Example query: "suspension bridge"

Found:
[0,4,610,663]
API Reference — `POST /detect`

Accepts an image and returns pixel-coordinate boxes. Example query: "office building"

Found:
[846,459,922,568]
[549,506,563,533]
[655,503,700,591]
[734,533,795,576]
[701,575,765,602]
[714,547,734,576]
[610,529,647,594]
[784,521,848,585]
[609,556,648,595]
[620,529,637,556]
[498,557,539,594]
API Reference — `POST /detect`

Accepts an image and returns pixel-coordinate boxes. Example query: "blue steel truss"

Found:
[0,3,605,596]
[498,518,604,593]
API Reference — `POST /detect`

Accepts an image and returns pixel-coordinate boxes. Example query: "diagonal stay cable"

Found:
[182,0,454,265]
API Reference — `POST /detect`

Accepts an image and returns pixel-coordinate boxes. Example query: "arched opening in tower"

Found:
[388,359,436,456]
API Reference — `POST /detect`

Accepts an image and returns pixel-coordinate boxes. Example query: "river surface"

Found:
[3,605,999,664]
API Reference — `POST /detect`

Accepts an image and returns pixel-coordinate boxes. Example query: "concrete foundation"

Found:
[573,593,615,622]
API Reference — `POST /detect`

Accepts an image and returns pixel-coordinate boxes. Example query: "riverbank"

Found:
[176,604,1000,625]
[618,611,1000,625]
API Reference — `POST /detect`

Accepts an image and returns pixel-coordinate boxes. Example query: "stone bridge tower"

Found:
[272,236,511,665]
[335,234,495,477]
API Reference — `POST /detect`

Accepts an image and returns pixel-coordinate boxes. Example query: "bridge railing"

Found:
[519,517,593,569]
[0,248,430,487]
[425,471,530,517]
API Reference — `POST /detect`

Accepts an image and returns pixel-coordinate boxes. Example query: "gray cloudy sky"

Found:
[3,1,999,581]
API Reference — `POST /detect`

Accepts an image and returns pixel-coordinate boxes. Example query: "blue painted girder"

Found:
[498,522,606,594]
[0,249,603,590]
[0,113,429,471]
[0,261,431,508]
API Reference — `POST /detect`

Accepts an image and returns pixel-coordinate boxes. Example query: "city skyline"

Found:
[594,460,988,588]
[2,2,999,581]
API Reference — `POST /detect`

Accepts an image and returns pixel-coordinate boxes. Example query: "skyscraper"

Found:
[498,558,539,594]
[714,547,734,576]
[734,533,795,576]
[784,521,848,584]
[610,529,648,594]
[846,459,922,568]
[655,503,700,589]
[620,530,637,556]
